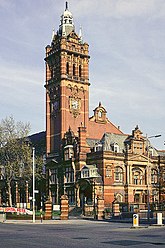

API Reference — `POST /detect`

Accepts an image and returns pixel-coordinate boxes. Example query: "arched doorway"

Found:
[78,179,92,209]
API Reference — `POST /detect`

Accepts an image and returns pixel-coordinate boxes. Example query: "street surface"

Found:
[0,219,164,248]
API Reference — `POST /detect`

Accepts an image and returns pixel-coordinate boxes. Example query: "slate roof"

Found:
[101,133,128,153]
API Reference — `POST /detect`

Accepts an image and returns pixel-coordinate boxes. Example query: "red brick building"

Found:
[45,2,165,214]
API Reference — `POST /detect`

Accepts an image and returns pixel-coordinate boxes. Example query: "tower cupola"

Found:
[59,1,75,37]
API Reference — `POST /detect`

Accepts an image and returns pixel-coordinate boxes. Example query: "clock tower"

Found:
[45,2,90,157]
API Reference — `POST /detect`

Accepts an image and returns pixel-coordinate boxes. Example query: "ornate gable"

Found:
[91,102,107,124]
[125,125,145,155]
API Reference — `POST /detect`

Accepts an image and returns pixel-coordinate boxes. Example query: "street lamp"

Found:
[32,147,35,223]
[93,179,96,219]
[146,134,161,223]
[92,175,103,220]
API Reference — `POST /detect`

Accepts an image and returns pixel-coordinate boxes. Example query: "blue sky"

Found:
[0,0,165,149]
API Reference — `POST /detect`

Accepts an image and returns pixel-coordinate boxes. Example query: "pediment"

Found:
[129,154,148,162]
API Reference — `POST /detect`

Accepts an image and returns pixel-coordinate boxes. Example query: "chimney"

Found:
[78,126,89,169]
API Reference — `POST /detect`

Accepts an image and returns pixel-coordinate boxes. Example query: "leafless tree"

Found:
[0,116,32,206]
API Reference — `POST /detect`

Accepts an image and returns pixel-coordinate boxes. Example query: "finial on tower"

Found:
[79,25,83,43]
[65,1,68,10]
[51,28,55,42]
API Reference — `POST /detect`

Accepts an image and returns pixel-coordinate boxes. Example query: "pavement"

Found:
[1,216,165,228]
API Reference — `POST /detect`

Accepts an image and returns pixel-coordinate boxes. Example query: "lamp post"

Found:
[92,175,102,220]
[93,179,96,219]
[158,155,161,210]
[32,147,35,223]
[146,134,161,223]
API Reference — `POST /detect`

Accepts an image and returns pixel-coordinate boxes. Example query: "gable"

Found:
[129,154,148,162]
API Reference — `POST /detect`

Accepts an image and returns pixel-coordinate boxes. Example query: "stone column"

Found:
[97,197,104,220]
[127,163,130,184]
[112,201,120,217]
[130,164,132,184]
[60,195,69,220]
[44,200,52,220]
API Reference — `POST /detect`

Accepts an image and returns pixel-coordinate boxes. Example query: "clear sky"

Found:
[0,0,165,149]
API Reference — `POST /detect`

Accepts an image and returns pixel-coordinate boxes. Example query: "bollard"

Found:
[157,212,163,225]
[40,208,43,223]
[2,213,6,223]
[133,214,139,227]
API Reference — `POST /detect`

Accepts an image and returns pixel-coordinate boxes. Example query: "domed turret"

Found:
[59,1,75,37]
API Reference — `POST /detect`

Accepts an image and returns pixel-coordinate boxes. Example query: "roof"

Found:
[101,133,128,152]
[157,150,165,156]
[88,119,123,140]
[86,138,100,148]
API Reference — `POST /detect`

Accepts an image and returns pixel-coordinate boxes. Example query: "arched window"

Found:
[105,166,112,178]
[116,193,123,202]
[132,168,143,185]
[66,62,69,75]
[73,64,76,76]
[98,110,102,118]
[151,169,158,184]
[115,167,123,182]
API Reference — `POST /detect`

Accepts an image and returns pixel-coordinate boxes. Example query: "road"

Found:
[0,219,164,248]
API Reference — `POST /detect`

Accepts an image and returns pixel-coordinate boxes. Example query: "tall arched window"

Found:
[66,62,69,75]
[132,168,143,185]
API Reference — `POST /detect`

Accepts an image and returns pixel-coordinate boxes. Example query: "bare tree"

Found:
[0,116,32,206]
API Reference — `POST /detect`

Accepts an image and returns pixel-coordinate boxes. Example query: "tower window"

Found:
[79,65,81,77]
[66,62,69,75]
[73,64,76,76]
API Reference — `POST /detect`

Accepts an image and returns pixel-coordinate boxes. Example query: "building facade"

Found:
[45,2,165,213]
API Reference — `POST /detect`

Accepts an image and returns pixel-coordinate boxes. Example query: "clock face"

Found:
[71,99,79,110]
[70,97,81,117]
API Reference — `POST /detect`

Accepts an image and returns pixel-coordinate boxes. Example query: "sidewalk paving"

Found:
[3,219,130,225]
[1,217,165,228]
